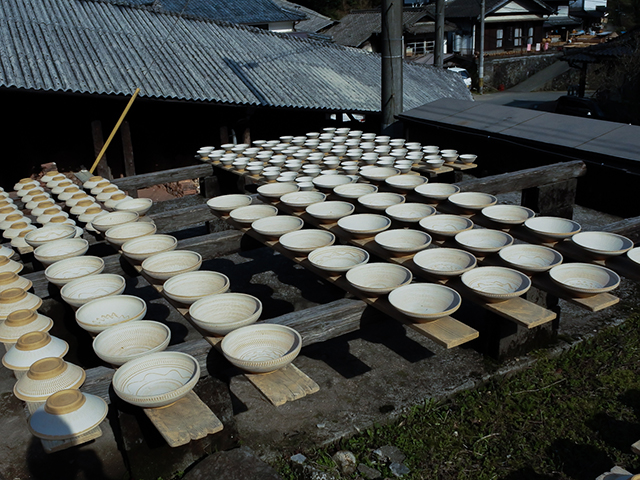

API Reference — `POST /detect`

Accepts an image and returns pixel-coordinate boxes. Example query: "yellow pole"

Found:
[89,88,140,174]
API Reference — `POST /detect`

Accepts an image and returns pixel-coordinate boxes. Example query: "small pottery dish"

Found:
[499,244,563,273]
[4,222,35,241]
[2,332,68,372]
[229,204,278,225]
[60,274,126,309]
[251,215,304,239]
[549,263,620,297]
[0,213,28,231]
[36,208,68,225]
[189,293,262,336]
[524,216,581,241]
[206,194,252,213]
[481,205,535,225]
[374,229,432,256]
[44,256,105,286]
[91,211,139,233]
[461,266,531,302]
[0,288,42,320]
[221,324,302,373]
[459,154,477,164]
[346,263,412,295]
[448,192,498,212]
[414,183,460,201]
[0,309,53,347]
[308,245,369,273]
[389,283,462,322]
[96,187,124,203]
[0,272,32,293]
[279,229,336,254]
[141,250,202,281]
[25,196,49,210]
[256,182,299,199]
[112,352,200,408]
[357,192,405,211]
[90,181,113,196]
[384,175,428,191]
[29,390,107,440]
[337,214,391,238]
[121,234,178,262]
[25,225,76,248]
[14,358,85,403]
[70,199,98,216]
[11,230,34,249]
[58,187,82,202]
[571,231,634,258]
[82,176,106,190]
[332,183,378,199]
[413,248,478,278]
[385,203,436,223]
[419,214,474,238]
[455,229,514,254]
[305,201,355,223]
[163,271,230,305]
[359,167,400,182]
[78,207,108,228]
[104,193,131,211]
[279,191,326,210]
[33,238,89,267]
[51,182,74,196]
[30,202,56,218]
[0,255,23,275]
[312,175,352,191]
[75,294,146,334]
[93,321,171,366]
[105,222,157,247]
[14,178,39,191]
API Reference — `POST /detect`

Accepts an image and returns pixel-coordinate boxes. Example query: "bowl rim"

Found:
[374,229,432,251]
[454,229,514,252]
[571,231,634,255]
[498,244,564,272]
[524,216,582,238]
[481,204,536,224]
[337,213,392,233]
[141,249,202,275]
[419,214,474,235]
[163,271,231,302]
[345,262,413,293]
[388,283,462,319]
[308,245,370,271]
[279,229,336,252]
[92,320,171,365]
[448,192,498,209]
[413,247,477,276]
[549,262,620,294]
[461,266,532,299]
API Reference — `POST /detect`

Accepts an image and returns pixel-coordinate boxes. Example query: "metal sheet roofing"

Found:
[272,0,336,33]
[0,0,472,112]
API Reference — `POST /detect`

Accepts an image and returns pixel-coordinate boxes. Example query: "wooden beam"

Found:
[111,164,214,192]
[602,217,640,244]
[152,204,223,233]
[91,120,112,180]
[120,121,137,193]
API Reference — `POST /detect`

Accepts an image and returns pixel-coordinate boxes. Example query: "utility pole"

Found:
[478,0,485,94]
[435,0,445,67]
[381,0,403,134]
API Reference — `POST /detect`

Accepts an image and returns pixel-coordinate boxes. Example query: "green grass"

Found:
[276,315,640,479]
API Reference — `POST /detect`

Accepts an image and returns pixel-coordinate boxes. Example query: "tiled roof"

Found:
[442,0,553,19]
[0,0,472,112]
[272,0,336,32]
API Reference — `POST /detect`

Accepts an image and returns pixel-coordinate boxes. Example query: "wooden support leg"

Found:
[521,178,577,219]
[121,121,138,197]
[200,175,222,232]
[220,126,229,145]
[91,120,113,180]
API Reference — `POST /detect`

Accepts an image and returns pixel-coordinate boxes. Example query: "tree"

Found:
[608,0,640,31]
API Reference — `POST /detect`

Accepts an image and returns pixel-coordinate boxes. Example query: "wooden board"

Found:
[244,364,320,407]
[41,426,103,454]
[448,162,478,171]
[143,391,223,448]
[631,439,640,456]
[412,165,454,176]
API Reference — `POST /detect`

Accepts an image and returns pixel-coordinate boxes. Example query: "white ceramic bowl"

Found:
[0,288,42,320]
[385,175,428,191]
[114,198,154,216]
[257,183,299,199]
[338,214,392,237]
[34,238,89,266]
[385,203,436,223]
[60,274,126,309]
[0,272,32,294]
[163,271,230,305]
[374,229,432,255]
[455,229,514,254]
[389,283,462,322]
[13,357,84,403]
[24,225,76,248]
[481,205,535,225]
[112,352,200,408]
[359,167,400,182]
[413,248,477,278]
[189,293,262,336]
[499,244,563,273]
[308,245,369,273]
[251,215,304,238]
[524,216,581,241]
[279,191,326,210]
[419,214,474,238]
[305,201,355,223]
[449,192,498,212]
[571,231,634,258]
[549,263,620,297]
[332,183,378,199]
[221,324,302,373]
[91,211,139,233]
[93,320,170,366]
[141,250,202,281]
[105,222,157,247]
[206,194,253,213]
[121,234,178,262]
[279,229,336,254]
[229,204,278,225]
[2,332,68,372]
[628,247,640,266]
[461,266,531,302]
[0,256,23,275]
[358,192,405,211]
[346,263,412,295]
[75,294,146,334]
[44,256,105,286]
[414,183,460,201]
[312,175,352,191]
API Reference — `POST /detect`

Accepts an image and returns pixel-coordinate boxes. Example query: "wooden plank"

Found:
[91,120,112,180]
[151,204,220,233]
[449,162,478,171]
[112,164,214,192]
[41,426,103,454]
[602,216,640,245]
[143,391,223,448]
[408,316,479,349]
[244,364,319,407]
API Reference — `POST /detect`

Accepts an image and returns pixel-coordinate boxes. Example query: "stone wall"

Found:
[483,53,559,89]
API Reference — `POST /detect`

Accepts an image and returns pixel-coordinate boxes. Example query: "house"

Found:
[272,0,337,35]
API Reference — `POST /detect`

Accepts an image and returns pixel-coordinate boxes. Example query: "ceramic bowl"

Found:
[0,213,27,231]
[34,238,89,267]
[498,244,563,273]
[15,178,39,191]
[312,175,352,191]
[413,248,477,278]
[549,263,620,297]
[37,208,68,225]
[279,191,326,210]
[0,255,23,275]
[358,192,405,211]
[455,229,514,254]
[346,263,412,295]
[229,204,278,225]
[93,321,171,366]
[332,183,378,199]
[25,225,77,248]
[114,198,154,216]
[112,352,200,408]
[189,293,262,336]
[279,229,336,254]
[385,175,428,191]
[251,215,304,239]
[524,216,581,241]
[105,222,157,247]
[389,283,462,322]
[95,187,122,203]
[419,214,474,238]
[0,245,13,259]
[141,250,202,282]
[104,194,132,211]
[2,332,68,372]
[163,271,230,305]
[628,247,640,266]
[305,201,355,223]
[257,182,299,200]
[0,272,32,293]
[359,167,400,182]
[58,187,82,202]
[481,205,536,225]
[337,214,391,238]
[374,229,432,256]
[60,274,126,309]
[3,222,35,240]
[206,194,252,213]
[459,154,477,164]
[308,245,369,273]
[220,324,302,373]
[91,211,139,233]
[571,231,634,258]
[51,182,75,196]
[44,256,105,286]
[24,196,48,210]
[75,294,146,334]
[121,234,178,262]
[0,288,42,320]
[0,310,52,346]
[385,203,436,223]
[70,200,98,216]
[414,183,460,201]
[449,192,498,212]
[13,358,84,403]
[83,176,106,190]
[461,266,531,302]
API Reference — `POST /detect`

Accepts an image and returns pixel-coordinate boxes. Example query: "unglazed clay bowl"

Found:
[105,222,157,247]
[419,214,474,238]
[82,176,106,190]
[93,321,170,366]
[385,203,436,223]
[44,256,105,286]
[251,215,304,239]
[33,238,89,267]
[279,191,326,211]
[305,201,355,223]
[384,175,428,191]
[455,229,514,254]
[113,198,154,216]
[121,234,178,262]
[461,266,531,302]
[499,245,563,273]
[76,294,146,334]
[481,205,535,225]
[163,271,230,305]
[279,230,336,254]
[414,183,460,201]
[256,182,299,200]
[112,352,200,408]
[0,272,32,294]
[337,214,391,238]
[60,274,126,309]
[141,250,202,282]
[2,332,68,372]
[229,205,278,225]
[413,248,478,278]
[449,192,498,212]
[549,263,620,297]
[0,255,23,275]
[0,288,42,320]
[207,194,253,213]
[524,216,581,241]
[312,175,352,191]
[345,263,412,295]
[358,192,405,211]
[571,231,634,258]
[91,211,139,233]
[308,245,369,273]
[389,283,462,322]
[189,293,262,336]
[220,324,302,373]
[332,183,378,199]
[13,357,84,403]
[374,229,432,256]
[359,167,400,182]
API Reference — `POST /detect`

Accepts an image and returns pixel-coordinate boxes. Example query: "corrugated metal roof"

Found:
[272,0,336,33]
[0,0,472,112]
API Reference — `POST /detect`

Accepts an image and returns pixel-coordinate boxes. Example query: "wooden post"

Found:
[220,126,229,145]
[91,121,113,180]
[121,121,138,197]
[242,127,251,145]
[200,175,221,233]
[521,178,578,219]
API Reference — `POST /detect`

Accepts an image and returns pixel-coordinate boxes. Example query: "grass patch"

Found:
[277,315,640,479]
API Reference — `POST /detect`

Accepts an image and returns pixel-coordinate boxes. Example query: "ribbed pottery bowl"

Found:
[337,214,391,238]
[419,214,474,238]
[279,191,326,210]
[414,183,460,201]
[44,256,105,286]
[75,294,146,334]
[207,194,252,213]
[448,192,498,212]
[498,245,563,273]
[333,183,378,199]
[385,203,436,223]
[279,229,336,254]
[93,321,170,366]
[25,225,76,248]
[345,263,412,295]
[163,271,230,305]
[229,205,278,225]
[461,266,531,302]
[220,324,302,373]
[142,250,202,282]
[358,192,405,211]
[251,215,304,239]
[189,293,262,336]
[114,198,154,216]
[571,231,634,258]
[308,245,369,273]
[121,234,178,262]
[385,175,428,191]
[549,263,620,297]
[33,238,89,267]
[455,229,514,254]
[256,182,299,199]
[481,205,535,225]
[524,216,581,241]
[413,248,478,278]
[305,201,355,223]
[105,222,157,247]
[374,229,432,256]
[61,274,126,309]
[388,283,462,322]
[91,211,139,233]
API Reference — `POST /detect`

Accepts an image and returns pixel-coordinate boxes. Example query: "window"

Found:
[496,29,503,48]
[406,41,435,56]
[514,27,522,46]
[527,27,534,46]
